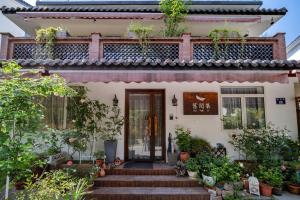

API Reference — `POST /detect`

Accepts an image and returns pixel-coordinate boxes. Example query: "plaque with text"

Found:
[183,92,218,115]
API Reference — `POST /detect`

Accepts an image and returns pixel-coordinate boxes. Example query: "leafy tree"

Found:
[0,61,75,189]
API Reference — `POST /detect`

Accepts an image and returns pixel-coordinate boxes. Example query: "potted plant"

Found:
[186,158,199,179]
[270,168,284,196]
[94,150,105,166]
[256,165,282,197]
[287,172,300,194]
[190,137,211,157]
[175,128,191,161]
[100,106,124,163]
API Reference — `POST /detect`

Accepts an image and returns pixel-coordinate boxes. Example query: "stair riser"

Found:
[94,181,200,187]
[106,169,176,175]
[86,194,210,200]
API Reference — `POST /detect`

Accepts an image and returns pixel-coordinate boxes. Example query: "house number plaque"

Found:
[183,92,218,115]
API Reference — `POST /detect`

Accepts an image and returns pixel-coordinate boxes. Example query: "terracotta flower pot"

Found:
[96,159,104,167]
[287,183,300,194]
[179,151,189,162]
[242,178,249,192]
[260,183,273,197]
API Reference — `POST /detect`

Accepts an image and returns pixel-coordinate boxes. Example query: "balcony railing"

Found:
[0,33,286,62]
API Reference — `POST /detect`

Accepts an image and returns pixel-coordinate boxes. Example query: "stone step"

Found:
[94,175,200,187]
[105,168,176,175]
[86,187,210,200]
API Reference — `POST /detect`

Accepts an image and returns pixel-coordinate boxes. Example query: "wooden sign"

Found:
[183,92,218,115]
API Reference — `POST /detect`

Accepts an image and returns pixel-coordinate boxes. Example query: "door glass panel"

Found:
[128,94,151,160]
[154,94,163,160]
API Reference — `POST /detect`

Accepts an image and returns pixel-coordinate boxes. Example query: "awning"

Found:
[52,70,289,83]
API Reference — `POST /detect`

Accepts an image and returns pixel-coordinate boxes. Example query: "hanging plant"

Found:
[35,27,62,59]
[208,28,246,59]
[128,22,153,54]
[159,0,189,37]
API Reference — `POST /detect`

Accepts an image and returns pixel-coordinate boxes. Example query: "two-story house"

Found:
[1,0,299,163]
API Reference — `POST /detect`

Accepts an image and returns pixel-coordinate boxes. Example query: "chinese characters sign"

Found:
[183,92,218,115]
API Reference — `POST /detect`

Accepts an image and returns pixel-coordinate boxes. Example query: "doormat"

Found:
[123,162,153,169]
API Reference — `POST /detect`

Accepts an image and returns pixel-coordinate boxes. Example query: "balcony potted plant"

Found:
[186,157,199,179]
[94,150,105,167]
[287,172,300,194]
[175,128,191,161]
[100,106,124,163]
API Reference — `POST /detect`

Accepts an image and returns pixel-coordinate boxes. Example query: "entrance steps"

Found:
[87,167,210,200]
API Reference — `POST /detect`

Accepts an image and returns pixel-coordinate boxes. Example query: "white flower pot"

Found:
[188,171,197,179]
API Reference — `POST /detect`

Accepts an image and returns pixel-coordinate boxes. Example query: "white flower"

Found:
[257,140,261,144]
[69,137,77,143]
[80,99,86,103]
[72,120,76,123]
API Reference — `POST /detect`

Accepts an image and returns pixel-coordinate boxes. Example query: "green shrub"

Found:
[175,128,191,152]
[17,170,89,200]
[190,137,211,154]
[255,165,283,187]
[186,158,199,172]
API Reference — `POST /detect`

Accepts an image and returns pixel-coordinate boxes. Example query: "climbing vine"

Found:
[35,27,62,59]
[208,28,246,59]
[159,0,189,37]
[128,22,154,53]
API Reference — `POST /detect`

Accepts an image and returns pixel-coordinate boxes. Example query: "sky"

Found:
[23,0,300,45]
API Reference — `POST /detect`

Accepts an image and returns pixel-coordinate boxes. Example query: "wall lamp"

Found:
[113,94,119,106]
[172,94,178,106]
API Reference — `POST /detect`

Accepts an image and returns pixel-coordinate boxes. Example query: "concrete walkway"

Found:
[275,192,300,200]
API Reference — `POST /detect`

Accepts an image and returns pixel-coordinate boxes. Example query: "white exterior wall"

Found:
[0,0,27,46]
[72,78,298,161]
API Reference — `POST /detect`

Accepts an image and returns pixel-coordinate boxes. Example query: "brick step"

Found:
[86,187,210,200]
[94,175,200,187]
[105,168,176,175]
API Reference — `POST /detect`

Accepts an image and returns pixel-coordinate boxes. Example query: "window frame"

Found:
[221,87,266,130]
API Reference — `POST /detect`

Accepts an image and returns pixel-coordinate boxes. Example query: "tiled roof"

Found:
[2,59,299,70]
[14,0,33,8]
[1,6,287,15]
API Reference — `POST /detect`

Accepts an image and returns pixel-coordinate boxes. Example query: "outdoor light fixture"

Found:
[113,94,119,106]
[172,94,178,106]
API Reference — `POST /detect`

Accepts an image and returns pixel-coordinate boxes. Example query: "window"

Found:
[221,87,265,129]
[43,86,83,129]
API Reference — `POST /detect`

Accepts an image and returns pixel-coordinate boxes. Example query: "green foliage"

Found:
[17,170,89,200]
[175,127,191,152]
[128,22,153,52]
[186,157,199,172]
[94,150,105,159]
[0,61,75,182]
[35,27,62,58]
[159,0,189,37]
[99,106,124,141]
[256,165,284,187]
[66,86,109,157]
[190,137,211,154]
[210,157,242,183]
[195,152,215,176]
[229,124,296,162]
[208,28,245,59]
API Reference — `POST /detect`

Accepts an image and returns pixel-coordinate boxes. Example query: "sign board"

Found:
[276,98,286,105]
[183,92,218,115]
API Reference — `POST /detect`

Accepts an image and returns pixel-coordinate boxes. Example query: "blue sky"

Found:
[24,0,300,45]
[262,0,300,45]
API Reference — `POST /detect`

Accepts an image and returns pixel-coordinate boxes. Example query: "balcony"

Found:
[0,33,286,62]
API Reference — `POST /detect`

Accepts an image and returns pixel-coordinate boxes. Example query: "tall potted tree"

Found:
[100,106,124,163]
[175,128,191,161]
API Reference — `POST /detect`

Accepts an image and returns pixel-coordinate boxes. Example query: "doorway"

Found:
[125,89,166,161]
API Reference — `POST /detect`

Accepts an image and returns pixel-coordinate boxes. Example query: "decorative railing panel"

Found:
[193,43,273,60]
[13,43,89,60]
[103,43,179,61]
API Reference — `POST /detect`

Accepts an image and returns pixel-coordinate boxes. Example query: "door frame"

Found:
[124,89,166,162]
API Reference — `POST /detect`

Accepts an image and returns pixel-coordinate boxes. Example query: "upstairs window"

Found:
[221,87,266,129]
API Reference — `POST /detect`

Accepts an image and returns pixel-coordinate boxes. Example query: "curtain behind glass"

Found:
[246,97,266,129]
[222,97,242,129]
[43,96,66,129]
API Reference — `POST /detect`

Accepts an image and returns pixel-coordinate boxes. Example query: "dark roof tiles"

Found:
[1,6,287,15]
[1,59,299,70]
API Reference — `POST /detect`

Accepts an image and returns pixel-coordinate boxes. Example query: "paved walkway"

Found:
[275,192,299,200]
